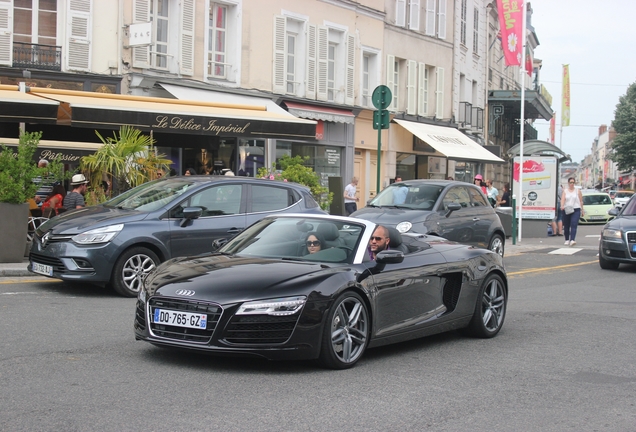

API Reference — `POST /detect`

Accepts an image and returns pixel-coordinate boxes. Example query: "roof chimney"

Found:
[599,124,607,135]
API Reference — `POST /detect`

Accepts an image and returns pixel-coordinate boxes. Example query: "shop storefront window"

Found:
[276,142,342,187]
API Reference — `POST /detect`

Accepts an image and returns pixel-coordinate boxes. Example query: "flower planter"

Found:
[0,203,29,263]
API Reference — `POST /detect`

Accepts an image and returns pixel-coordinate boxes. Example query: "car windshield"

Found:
[104,179,196,211]
[369,184,443,210]
[219,216,365,264]
[583,194,612,206]
[616,192,633,199]
[621,196,636,216]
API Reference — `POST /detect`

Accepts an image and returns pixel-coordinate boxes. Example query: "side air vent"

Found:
[442,273,463,313]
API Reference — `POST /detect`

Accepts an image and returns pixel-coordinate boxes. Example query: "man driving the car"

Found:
[368,225,390,260]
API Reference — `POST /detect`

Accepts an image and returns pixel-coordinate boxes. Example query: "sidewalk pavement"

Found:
[1,228,602,278]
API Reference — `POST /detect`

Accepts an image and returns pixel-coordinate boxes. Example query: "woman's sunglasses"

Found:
[306,240,321,247]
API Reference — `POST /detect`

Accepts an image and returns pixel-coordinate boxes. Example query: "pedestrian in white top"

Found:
[344,177,359,216]
[560,177,585,246]
[485,180,498,207]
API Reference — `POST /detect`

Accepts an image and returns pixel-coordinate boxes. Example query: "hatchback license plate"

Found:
[31,262,53,276]
[152,308,207,329]
[589,215,603,220]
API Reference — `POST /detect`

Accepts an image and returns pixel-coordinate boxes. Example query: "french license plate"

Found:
[632,244,636,253]
[589,215,603,220]
[31,262,53,276]
[152,308,207,329]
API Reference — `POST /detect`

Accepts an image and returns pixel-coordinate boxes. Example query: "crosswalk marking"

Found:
[549,248,583,255]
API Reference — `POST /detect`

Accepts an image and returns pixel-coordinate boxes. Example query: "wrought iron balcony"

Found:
[13,42,61,71]
[458,101,472,127]
[472,107,484,132]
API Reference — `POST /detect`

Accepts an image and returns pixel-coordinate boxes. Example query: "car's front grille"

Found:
[627,231,636,258]
[223,314,300,344]
[36,233,73,248]
[148,298,222,343]
[29,252,65,273]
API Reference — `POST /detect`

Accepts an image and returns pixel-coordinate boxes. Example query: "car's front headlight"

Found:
[72,224,124,245]
[396,221,413,233]
[237,296,306,316]
[602,228,622,240]
[138,288,146,303]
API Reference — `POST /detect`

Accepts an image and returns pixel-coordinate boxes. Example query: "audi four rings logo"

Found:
[175,289,196,296]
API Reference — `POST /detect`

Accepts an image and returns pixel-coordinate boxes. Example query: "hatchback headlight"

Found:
[72,224,124,245]
[396,221,413,233]
[602,228,622,240]
[237,296,306,316]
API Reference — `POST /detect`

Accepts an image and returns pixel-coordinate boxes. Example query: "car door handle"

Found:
[472,217,480,221]
[227,228,243,234]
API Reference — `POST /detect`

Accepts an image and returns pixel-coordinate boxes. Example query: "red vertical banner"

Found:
[549,113,556,143]
[496,0,524,66]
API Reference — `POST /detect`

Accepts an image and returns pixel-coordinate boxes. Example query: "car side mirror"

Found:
[180,207,203,227]
[211,238,229,251]
[608,207,619,216]
[445,202,462,216]
[375,249,404,264]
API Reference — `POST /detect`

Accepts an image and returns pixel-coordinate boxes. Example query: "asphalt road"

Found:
[1,248,635,431]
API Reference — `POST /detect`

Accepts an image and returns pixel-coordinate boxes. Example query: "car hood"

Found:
[39,205,149,235]
[606,215,636,230]
[145,254,345,304]
[352,207,431,226]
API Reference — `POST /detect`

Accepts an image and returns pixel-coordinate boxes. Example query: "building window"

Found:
[13,0,57,45]
[408,0,420,30]
[392,59,399,109]
[473,7,479,53]
[286,33,297,94]
[208,3,227,78]
[361,49,379,108]
[362,54,370,106]
[460,0,467,45]
[327,43,336,101]
[150,0,169,69]
[418,64,430,115]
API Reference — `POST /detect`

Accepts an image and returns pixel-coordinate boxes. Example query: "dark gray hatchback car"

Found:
[29,176,326,296]
[351,180,506,256]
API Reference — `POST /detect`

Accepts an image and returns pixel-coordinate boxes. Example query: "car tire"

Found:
[318,291,370,369]
[598,247,619,270]
[488,233,505,257]
[111,247,159,297]
[462,273,507,338]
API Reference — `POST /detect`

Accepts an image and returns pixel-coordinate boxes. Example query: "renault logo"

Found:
[41,232,50,247]
[175,289,195,297]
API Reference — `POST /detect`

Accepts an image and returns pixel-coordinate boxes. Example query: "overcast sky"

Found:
[527,0,635,164]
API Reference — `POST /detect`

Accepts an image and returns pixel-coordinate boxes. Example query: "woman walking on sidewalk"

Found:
[560,177,585,246]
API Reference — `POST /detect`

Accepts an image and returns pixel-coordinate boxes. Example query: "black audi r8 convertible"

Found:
[134,214,508,369]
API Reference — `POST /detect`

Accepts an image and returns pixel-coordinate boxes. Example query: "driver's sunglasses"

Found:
[306,240,321,247]
[370,236,386,242]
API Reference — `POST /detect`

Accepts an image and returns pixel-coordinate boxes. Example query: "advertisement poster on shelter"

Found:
[512,156,557,219]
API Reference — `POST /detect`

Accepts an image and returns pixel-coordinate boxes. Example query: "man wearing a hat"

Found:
[63,174,89,211]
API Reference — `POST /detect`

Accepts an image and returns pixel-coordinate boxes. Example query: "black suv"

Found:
[29,176,326,296]
[352,180,506,256]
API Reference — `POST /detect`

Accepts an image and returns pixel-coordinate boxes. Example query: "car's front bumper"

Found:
[599,234,636,264]
[133,296,326,361]
[580,215,614,224]
[28,234,116,285]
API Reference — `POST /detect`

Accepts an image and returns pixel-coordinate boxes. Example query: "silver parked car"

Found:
[29,176,326,297]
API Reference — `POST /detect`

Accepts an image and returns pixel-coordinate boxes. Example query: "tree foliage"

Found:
[0,132,68,204]
[80,125,172,198]
[610,81,636,172]
[258,154,333,211]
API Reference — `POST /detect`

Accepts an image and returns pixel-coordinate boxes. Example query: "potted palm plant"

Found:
[0,132,48,262]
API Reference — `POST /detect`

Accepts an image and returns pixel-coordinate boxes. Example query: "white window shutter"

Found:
[317,26,328,102]
[407,60,417,115]
[409,0,420,31]
[272,15,286,95]
[306,24,317,100]
[425,0,436,36]
[386,54,395,110]
[66,0,92,72]
[396,0,406,27]
[417,62,428,115]
[345,33,355,105]
[179,0,194,76]
[436,67,444,118]
[0,2,13,66]
[132,0,150,68]
[437,0,446,39]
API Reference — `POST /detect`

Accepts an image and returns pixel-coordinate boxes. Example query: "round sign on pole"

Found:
[372,85,392,110]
